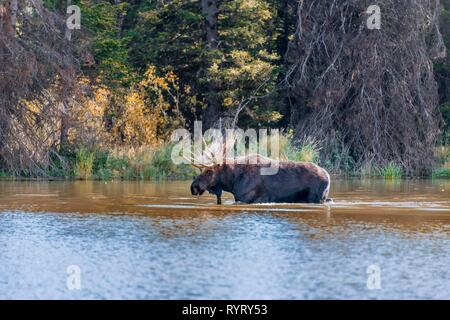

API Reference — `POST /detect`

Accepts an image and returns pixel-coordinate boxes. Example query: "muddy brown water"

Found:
[0,179,449,299]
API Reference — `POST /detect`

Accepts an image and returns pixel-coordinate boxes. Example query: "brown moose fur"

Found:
[191,155,331,204]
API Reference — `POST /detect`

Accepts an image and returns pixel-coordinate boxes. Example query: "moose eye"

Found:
[205,170,213,176]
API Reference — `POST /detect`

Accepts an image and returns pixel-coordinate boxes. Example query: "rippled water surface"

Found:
[0,179,449,299]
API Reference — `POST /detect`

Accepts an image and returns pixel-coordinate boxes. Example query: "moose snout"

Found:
[191,183,205,196]
[191,184,199,195]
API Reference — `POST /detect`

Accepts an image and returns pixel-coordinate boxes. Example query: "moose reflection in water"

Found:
[190,154,331,205]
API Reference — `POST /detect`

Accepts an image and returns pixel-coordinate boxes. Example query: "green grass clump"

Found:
[74,148,94,179]
[379,162,403,179]
[432,166,450,178]
[296,144,319,163]
[279,133,320,163]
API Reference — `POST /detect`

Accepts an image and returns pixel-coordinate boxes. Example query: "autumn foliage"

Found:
[0,0,450,177]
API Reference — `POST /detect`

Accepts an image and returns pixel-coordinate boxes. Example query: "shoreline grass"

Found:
[0,141,448,181]
[432,166,450,179]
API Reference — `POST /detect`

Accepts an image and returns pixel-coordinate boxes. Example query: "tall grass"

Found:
[433,146,450,178]
[279,134,320,163]
[270,134,404,180]
[72,145,197,181]
[358,161,403,179]
[6,131,450,180]
[69,132,323,181]
[379,162,403,179]
[432,166,450,178]
[359,162,379,178]
[74,148,94,179]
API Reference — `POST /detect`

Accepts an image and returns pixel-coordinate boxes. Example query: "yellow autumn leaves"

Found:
[73,66,183,148]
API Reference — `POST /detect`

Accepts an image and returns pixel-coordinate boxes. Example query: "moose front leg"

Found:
[214,187,223,205]
[216,193,222,205]
[207,185,223,205]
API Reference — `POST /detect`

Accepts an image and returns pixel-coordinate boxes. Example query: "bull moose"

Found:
[190,154,331,205]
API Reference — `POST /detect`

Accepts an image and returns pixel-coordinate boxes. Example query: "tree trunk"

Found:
[3,0,18,35]
[0,0,20,170]
[202,0,219,46]
[59,101,70,152]
[201,0,220,129]
[276,0,294,128]
[60,0,72,153]
[115,0,125,38]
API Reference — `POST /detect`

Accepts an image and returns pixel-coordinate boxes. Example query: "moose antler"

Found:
[182,154,215,169]
[182,137,218,169]
[182,131,239,168]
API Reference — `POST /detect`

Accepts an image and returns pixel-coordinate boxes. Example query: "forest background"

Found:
[0,0,449,180]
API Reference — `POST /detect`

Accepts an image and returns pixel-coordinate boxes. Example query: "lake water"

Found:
[0,179,449,299]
